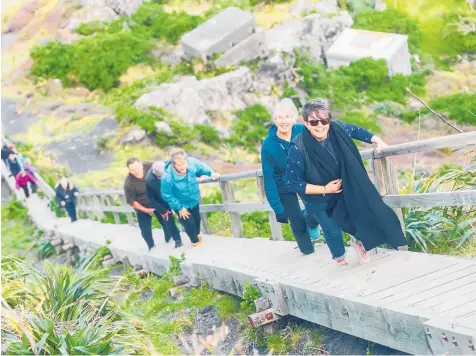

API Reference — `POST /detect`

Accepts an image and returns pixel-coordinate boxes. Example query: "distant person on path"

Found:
[15,170,37,198]
[161,148,220,247]
[1,143,10,165]
[23,158,38,177]
[261,98,320,255]
[145,161,183,249]
[6,153,23,178]
[286,98,408,266]
[56,177,79,223]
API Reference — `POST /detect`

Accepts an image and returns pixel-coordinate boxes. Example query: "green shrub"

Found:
[229,104,271,152]
[131,4,204,43]
[2,200,28,221]
[338,111,381,133]
[373,100,405,118]
[353,9,422,53]
[30,41,74,86]
[75,21,107,36]
[193,124,221,148]
[403,93,476,125]
[116,105,161,133]
[72,33,153,90]
[345,0,374,15]
[440,12,476,56]
[30,33,154,91]
[296,55,427,109]
[155,119,199,148]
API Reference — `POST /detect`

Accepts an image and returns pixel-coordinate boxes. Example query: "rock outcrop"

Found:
[135,67,253,124]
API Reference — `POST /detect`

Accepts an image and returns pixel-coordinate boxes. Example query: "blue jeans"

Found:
[305,202,347,260]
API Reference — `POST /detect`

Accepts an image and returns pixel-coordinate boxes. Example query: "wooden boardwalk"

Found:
[2,132,476,355]
[21,193,476,355]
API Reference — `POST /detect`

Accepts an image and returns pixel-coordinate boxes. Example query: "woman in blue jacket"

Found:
[261,98,319,255]
[161,148,220,247]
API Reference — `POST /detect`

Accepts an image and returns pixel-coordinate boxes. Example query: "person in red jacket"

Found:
[15,170,37,198]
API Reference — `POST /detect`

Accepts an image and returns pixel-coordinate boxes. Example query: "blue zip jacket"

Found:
[261,124,305,215]
[161,157,214,211]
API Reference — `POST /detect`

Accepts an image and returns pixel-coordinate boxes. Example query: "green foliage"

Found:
[373,100,405,118]
[167,254,186,277]
[296,55,427,109]
[193,124,221,148]
[404,93,476,125]
[30,33,154,91]
[353,9,422,53]
[401,162,476,253]
[75,21,107,36]
[441,11,476,56]
[30,41,75,86]
[116,105,161,133]
[240,282,261,312]
[48,198,67,218]
[338,111,381,133]
[155,119,199,147]
[72,33,154,91]
[131,4,204,43]
[36,239,55,260]
[1,202,35,256]
[229,104,271,152]
[2,200,28,221]
[344,0,374,16]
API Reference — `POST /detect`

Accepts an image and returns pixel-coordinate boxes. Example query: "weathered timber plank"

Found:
[401,272,476,307]
[429,284,476,315]
[360,131,476,160]
[280,281,433,354]
[383,191,476,208]
[441,299,476,319]
[370,260,475,300]
[219,181,243,238]
[357,254,461,297]
[381,264,476,304]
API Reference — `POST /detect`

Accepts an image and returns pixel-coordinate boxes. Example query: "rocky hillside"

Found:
[1,0,475,189]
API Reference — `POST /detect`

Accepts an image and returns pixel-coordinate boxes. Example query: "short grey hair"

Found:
[273,98,299,121]
[170,148,187,162]
[302,98,331,122]
[152,161,166,175]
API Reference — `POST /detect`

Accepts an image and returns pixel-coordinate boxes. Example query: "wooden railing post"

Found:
[219,181,243,238]
[257,176,283,241]
[199,195,212,234]
[372,156,405,231]
[106,195,121,224]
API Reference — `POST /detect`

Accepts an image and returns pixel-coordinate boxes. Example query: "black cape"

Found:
[302,122,407,250]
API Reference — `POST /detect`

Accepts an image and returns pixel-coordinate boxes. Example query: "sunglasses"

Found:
[307,118,330,126]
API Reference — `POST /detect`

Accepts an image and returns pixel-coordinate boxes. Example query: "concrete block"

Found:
[326,28,412,76]
[215,31,267,67]
[181,7,256,59]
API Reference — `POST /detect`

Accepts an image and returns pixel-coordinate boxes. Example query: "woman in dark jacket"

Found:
[56,177,79,222]
[261,98,319,255]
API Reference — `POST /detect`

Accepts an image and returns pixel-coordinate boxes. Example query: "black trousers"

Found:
[176,204,201,243]
[279,193,314,255]
[20,185,30,198]
[156,211,181,243]
[136,210,182,249]
[65,202,77,222]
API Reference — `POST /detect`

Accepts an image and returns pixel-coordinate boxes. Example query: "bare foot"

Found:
[197,234,203,242]
[192,241,202,247]
[351,240,370,264]
[337,258,348,266]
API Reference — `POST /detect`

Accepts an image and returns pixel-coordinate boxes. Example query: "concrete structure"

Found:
[181,7,256,59]
[326,28,412,76]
